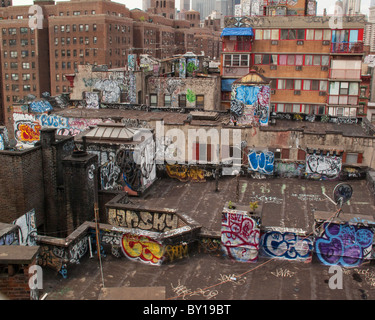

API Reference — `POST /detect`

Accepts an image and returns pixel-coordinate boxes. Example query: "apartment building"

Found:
[0,0,222,135]
[220,0,365,121]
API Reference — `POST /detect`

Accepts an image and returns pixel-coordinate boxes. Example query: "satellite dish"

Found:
[333,183,353,208]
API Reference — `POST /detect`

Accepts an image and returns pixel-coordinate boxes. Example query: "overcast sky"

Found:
[11,0,372,16]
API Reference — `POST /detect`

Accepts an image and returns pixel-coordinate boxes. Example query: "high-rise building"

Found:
[221,0,365,120]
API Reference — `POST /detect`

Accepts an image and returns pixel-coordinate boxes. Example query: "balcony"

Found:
[330,42,364,54]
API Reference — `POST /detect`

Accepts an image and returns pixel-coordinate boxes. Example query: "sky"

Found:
[11,0,373,16]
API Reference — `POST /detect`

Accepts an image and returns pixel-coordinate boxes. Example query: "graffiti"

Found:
[121,233,164,266]
[128,54,136,71]
[108,208,179,232]
[85,91,100,109]
[12,209,37,246]
[115,140,156,193]
[221,211,260,262]
[186,89,196,103]
[179,58,186,78]
[218,273,246,286]
[29,100,53,113]
[0,231,19,245]
[230,99,245,117]
[171,279,218,300]
[232,85,270,126]
[164,243,189,262]
[248,150,274,175]
[198,238,221,255]
[38,245,66,277]
[249,193,283,204]
[260,231,313,261]
[291,193,324,201]
[15,121,41,144]
[69,236,89,264]
[306,154,342,178]
[166,164,207,182]
[271,268,296,278]
[315,222,374,267]
[275,162,304,178]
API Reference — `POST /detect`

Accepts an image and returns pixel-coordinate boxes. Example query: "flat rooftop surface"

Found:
[42,177,375,302]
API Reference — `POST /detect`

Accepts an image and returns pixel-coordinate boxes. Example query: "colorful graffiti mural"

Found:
[29,100,53,113]
[248,150,274,175]
[221,210,261,262]
[121,233,164,266]
[260,230,313,262]
[231,84,270,126]
[315,222,374,267]
[306,154,342,178]
[13,112,104,147]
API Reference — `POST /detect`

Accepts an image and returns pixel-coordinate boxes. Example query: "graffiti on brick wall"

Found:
[12,209,37,246]
[186,57,199,77]
[260,231,313,262]
[231,85,270,126]
[108,208,179,232]
[275,162,304,178]
[248,150,274,175]
[85,91,100,109]
[315,222,374,267]
[306,154,342,178]
[121,233,164,266]
[13,112,104,146]
[166,164,209,182]
[221,210,260,262]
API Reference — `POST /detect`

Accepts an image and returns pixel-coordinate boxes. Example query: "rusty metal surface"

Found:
[42,177,375,301]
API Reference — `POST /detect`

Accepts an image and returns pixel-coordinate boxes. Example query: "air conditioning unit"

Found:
[297,40,304,45]
[294,90,301,95]
[321,66,328,71]
[270,65,277,70]
[319,91,327,96]
[271,89,276,95]
[295,66,302,71]
[322,40,330,46]
[271,40,278,45]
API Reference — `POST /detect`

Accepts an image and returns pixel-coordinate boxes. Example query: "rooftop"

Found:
[41,176,375,301]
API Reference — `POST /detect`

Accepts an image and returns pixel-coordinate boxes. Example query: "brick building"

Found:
[220,0,366,122]
[0,0,222,136]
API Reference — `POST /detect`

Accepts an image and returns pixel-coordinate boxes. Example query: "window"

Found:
[150,94,157,106]
[22,62,30,69]
[164,95,171,106]
[23,85,30,91]
[179,94,186,107]
[10,51,17,58]
[196,95,204,108]
[303,80,311,90]
[344,153,363,164]
[22,73,30,81]
[11,73,19,80]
